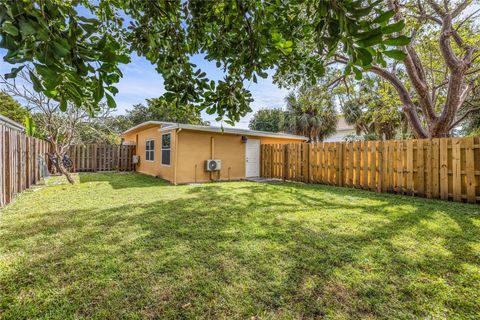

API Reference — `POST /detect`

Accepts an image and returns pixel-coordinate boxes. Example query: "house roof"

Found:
[159,123,308,140]
[122,121,175,135]
[0,114,25,132]
[121,120,307,140]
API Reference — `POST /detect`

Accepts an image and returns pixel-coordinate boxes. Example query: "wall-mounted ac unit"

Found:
[132,155,140,164]
[205,159,221,171]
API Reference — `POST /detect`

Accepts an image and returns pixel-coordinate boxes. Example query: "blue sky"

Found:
[112,53,289,128]
[0,49,289,129]
[0,2,291,129]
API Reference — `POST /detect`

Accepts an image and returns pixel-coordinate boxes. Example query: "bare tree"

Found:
[332,0,479,138]
[0,71,111,184]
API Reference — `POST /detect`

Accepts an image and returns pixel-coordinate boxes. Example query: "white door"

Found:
[245,139,260,177]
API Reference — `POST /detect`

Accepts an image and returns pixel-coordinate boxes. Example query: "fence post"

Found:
[465,137,476,203]
[4,130,11,204]
[337,142,344,186]
[116,144,121,171]
[94,144,98,172]
[377,141,383,193]
[302,143,309,182]
[283,144,288,181]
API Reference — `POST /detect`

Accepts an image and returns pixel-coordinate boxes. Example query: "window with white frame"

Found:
[161,133,171,165]
[145,139,155,161]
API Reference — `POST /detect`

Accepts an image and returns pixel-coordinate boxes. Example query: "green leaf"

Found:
[381,20,405,34]
[24,115,35,136]
[383,49,407,60]
[344,64,352,76]
[383,35,411,46]
[59,98,67,112]
[94,81,104,103]
[355,47,373,65]
[353,67,363,80]
[5,65,24,79]
[105,93,116,109]
[53,40,70,57]
[352,6,373,18]
[357,33,383,47]
[116,54,130,64]
[372,10,395,24]
[19,21,36,36]
[43,89,58,98]
[34,63,56,79]
[355,28,382,40]
[1,21,18,36]
[29,71,44,91]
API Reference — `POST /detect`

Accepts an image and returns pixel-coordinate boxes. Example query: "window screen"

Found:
[146,140,154,161]
[161,133,171,165]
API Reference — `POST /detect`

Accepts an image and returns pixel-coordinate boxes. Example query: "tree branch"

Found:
[449,106,480,129]
[333,54,428,138]
[451,0,472,18]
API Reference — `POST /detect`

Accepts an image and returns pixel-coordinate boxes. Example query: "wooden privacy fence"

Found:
[1,124,50,207]
[261,137,480,204]
[68,144,135,172]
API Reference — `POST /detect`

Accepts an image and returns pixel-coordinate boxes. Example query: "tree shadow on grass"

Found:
[0,181,479,319]
[78,172,171,189]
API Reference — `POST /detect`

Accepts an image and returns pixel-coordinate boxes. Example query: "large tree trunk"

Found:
[362,0,478,138]
[55,150,75,184]
[50,140,75,184]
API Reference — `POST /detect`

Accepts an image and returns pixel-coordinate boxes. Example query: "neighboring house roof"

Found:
[122,121,308,140]
[0,114,25,132]
[323,115,359,142]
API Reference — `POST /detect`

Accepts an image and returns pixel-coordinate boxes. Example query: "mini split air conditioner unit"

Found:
[205,159,221,171]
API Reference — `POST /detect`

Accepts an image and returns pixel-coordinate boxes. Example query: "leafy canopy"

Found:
[248,108,285,132]
[126,98,208,127]
[0,92,31,124]
[0,1,407,124]
[284,87,338,142]
[339,74,407,140]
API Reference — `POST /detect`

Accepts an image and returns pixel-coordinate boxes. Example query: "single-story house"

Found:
[121,121,307,184]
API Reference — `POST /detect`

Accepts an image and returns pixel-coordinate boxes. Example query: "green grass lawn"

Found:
[0,173,479,319]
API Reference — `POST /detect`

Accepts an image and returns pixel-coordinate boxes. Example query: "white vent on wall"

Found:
[132,155,140,164]
[205,159,221,171]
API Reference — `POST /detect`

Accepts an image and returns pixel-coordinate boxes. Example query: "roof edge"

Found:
[159,123,308,140]
[0,114,25,132]
[121,121,174,136]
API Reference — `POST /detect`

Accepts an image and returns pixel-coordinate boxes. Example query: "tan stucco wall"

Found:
[123,125,176,182]
[175,130,304,184]
[175,130,245,184]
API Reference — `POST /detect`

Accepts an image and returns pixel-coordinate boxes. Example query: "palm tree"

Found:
[283,87,337,142]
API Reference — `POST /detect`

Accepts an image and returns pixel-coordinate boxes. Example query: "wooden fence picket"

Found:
[68,144,136,173]
[0,124,50,208]
[260,137,480,204]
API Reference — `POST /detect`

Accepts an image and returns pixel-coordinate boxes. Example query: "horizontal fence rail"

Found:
[1,124,50,207]
[68,144,135,172]
[261,137,480,204]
